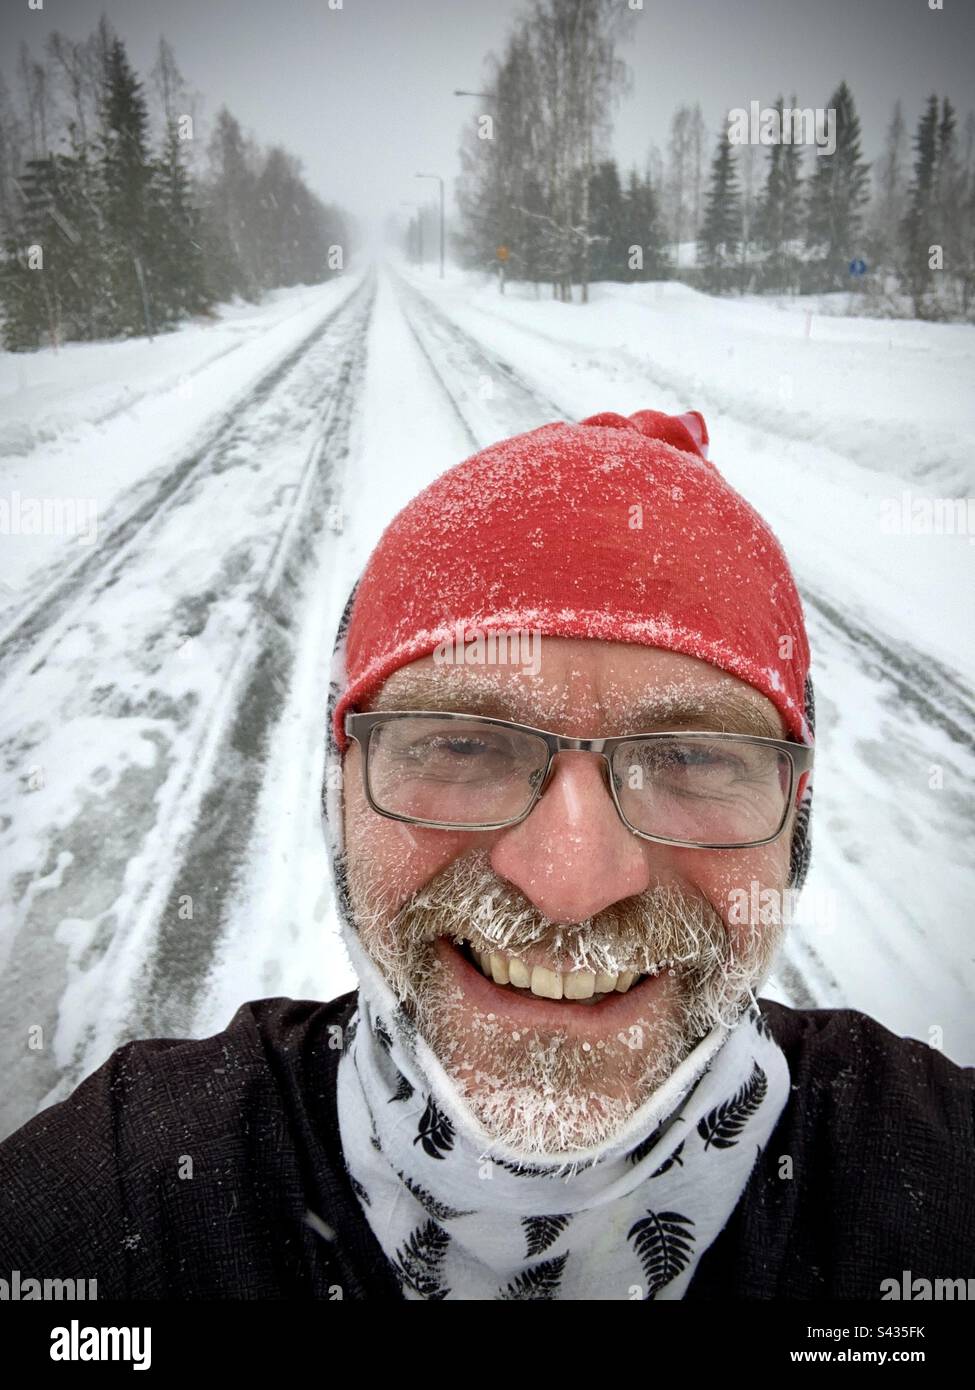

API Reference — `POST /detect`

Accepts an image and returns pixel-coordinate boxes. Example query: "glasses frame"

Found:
[344,709,814,851]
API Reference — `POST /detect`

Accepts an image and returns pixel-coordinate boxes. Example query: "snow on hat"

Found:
[331,408,813,754]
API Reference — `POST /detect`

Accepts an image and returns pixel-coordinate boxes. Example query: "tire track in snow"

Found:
[125,278,373,1041]
[0,275,370,685]
[0,273,376,1138]
[391,271,566,442]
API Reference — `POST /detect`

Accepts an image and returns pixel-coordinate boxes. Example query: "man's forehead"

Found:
[364,642,785,739]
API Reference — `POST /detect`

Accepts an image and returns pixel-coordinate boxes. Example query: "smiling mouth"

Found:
[453,937,651,1006]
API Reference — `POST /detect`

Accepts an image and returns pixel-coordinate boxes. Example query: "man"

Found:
[0,408,971,1300]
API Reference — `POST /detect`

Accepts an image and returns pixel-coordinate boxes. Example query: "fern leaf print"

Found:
[522,1213,571,1258]
[498,1252,569,1301]
[389,1070,414,1104]
[651,1140,685,1179]
[627,1210,695,1298]
[414,1094,455,1159]
[394,1218,451,1299]
[398,1170,474,1222]
[696,1061,768,1150]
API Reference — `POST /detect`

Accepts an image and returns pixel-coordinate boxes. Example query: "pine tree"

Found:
[620,166,668,281]
[204,106,263,301]
[804,80,870,290]
[958,113,975,317]
[588,158,624,279]
[698,126,742,294]
[756,96,803,292]
[899,94,939,317]
[97,36,156,336]
[933,98,964,314]
[148,36,210,323]
[149,116,209,322]
[0,147,111,349]
[0,23,353,348]
[0,154,60,349]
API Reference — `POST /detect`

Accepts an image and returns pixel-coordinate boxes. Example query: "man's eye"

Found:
[424,737,488,757]
[405,735,508,761]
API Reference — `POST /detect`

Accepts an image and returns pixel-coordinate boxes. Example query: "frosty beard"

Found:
[344,847,783,1157]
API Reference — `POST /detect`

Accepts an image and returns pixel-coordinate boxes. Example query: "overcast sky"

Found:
[3,0,973,235]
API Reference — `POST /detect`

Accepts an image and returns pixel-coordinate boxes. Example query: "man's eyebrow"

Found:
[632,692,783,740]
[368,673,783,739]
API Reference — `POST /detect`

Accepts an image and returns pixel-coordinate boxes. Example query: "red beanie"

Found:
[332,409,812,752]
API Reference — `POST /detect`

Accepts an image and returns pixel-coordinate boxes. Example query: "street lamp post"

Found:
[415,172,444,280]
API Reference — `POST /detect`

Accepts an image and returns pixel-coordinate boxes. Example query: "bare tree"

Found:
[869,100,908,275]
[45,31,101,152]
[0,70,26,238]
[737,141,758,290]
[688,102,707,243]
[527,0,632,301]
[18,41,52,159]
[666,104,691,265]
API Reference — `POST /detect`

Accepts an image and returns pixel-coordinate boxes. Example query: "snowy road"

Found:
[1,259,972,1139]
[0,273,374,1136]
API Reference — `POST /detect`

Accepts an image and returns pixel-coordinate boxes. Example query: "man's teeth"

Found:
[470,946,640,1001]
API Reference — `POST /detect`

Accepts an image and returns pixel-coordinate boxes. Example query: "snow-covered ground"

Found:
[0,277,363,600]
[1,258,972,1139]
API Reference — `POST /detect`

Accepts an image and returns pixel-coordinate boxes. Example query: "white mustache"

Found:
[392,850,737,981]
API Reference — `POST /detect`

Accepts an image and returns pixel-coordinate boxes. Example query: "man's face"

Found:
[342,638,798,1157]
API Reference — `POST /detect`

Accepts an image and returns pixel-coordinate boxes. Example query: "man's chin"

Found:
[407,955,707,1158]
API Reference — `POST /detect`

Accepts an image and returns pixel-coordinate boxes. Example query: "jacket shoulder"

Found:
[759,997,973,1111]
[0,993,358,1297]
[686,999,975,1298]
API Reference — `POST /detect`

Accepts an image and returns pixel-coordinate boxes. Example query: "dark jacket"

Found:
[0,993,971,1300]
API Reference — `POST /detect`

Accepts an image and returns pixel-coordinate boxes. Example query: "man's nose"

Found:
[489,751,651,923]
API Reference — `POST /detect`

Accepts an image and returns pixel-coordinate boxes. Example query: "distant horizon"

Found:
[2,0,972,234]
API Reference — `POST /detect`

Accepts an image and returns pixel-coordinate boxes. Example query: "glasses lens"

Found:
[367,716,549,826]
[611,736,791,846]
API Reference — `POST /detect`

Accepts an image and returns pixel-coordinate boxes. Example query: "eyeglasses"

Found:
[344,710,814,850]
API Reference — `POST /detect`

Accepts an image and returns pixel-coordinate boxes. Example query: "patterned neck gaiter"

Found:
[334,925,791,1300]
